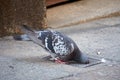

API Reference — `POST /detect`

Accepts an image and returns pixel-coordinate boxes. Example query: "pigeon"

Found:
[14,25,89,64]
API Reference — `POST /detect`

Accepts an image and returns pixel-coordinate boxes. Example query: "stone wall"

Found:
[0,0,47,37]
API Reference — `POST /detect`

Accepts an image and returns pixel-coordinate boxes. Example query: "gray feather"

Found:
[18,25,44,48]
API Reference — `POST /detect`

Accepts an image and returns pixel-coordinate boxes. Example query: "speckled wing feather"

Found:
[38,30,75,56]
[18,25,75,57]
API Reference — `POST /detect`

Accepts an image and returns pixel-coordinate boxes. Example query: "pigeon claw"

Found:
[55,59,67,64]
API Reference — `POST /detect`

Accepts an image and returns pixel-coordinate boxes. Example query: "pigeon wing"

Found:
[49,31,75,56]
[18,25,44,48]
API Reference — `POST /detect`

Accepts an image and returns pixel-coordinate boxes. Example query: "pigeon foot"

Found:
[55,59,68,64]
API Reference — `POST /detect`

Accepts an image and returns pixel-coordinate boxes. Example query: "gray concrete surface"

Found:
[0,16,120,80]
[47,0,120,28]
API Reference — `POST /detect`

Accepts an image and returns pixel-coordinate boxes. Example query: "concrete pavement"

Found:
[47,0,120,28]
[0,16,120,80]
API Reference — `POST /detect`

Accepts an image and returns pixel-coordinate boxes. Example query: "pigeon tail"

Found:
[18,25,44,48]
[13,35,23,40]
[18,25,35,36]
[13,34,31,41]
